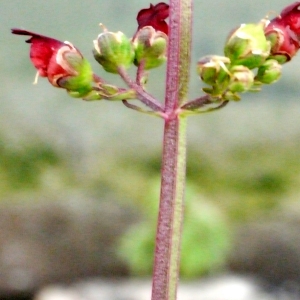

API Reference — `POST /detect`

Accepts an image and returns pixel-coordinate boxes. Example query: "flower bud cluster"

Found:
[197,20,283,101]
[93,25,168,74]
[92,3,169,74]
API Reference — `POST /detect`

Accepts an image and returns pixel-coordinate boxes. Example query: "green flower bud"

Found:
[228,65,254,93]
[93,27,135,73]
[224,22,271,69]
[255,59,282,84]
[197,55,231,86]
[133,26,167,70]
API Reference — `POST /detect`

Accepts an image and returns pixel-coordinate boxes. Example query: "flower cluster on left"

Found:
[12,2,169,107]
[13,2,300,117]
[11,29,101,100]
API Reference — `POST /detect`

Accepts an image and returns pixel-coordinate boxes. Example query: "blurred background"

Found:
[2,0,300,299]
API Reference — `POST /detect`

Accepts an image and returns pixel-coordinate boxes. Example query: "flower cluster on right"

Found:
[197,2,300,101]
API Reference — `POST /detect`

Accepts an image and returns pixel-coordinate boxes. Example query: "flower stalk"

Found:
[151,0,192,300]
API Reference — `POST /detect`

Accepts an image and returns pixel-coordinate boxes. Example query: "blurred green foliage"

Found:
[118,182,231,277]
[0,137,61,193]
[1,134,299,277]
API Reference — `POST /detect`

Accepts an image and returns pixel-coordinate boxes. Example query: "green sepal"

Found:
[223,91,241,101]
[58,57,94,96]
[66,89,101,100]
[97,83,137,100]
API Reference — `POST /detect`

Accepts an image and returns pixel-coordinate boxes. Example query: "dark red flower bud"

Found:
[136,2,169,35]
[264,2,300,63]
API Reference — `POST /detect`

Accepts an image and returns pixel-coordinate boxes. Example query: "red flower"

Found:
[264,2,300,62]
[12,29,96,98]
[136,2,169,35]
[11,29,93,89]
[11,29,68,78]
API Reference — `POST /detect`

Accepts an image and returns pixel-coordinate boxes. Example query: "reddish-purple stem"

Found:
[118,66,164,112]
[151,0,192,299]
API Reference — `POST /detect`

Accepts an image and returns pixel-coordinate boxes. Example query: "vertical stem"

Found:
[152,116,187,300]
[151,0,192,300]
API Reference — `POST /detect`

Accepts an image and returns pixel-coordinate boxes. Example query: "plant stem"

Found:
[118,66,164,112]
[151,0,192,300]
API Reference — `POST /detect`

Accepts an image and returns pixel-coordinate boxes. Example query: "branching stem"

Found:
[118,66,164,112]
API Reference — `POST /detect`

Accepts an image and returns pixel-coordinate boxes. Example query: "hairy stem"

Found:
[151,0,193,300]
[118,66,164,112]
